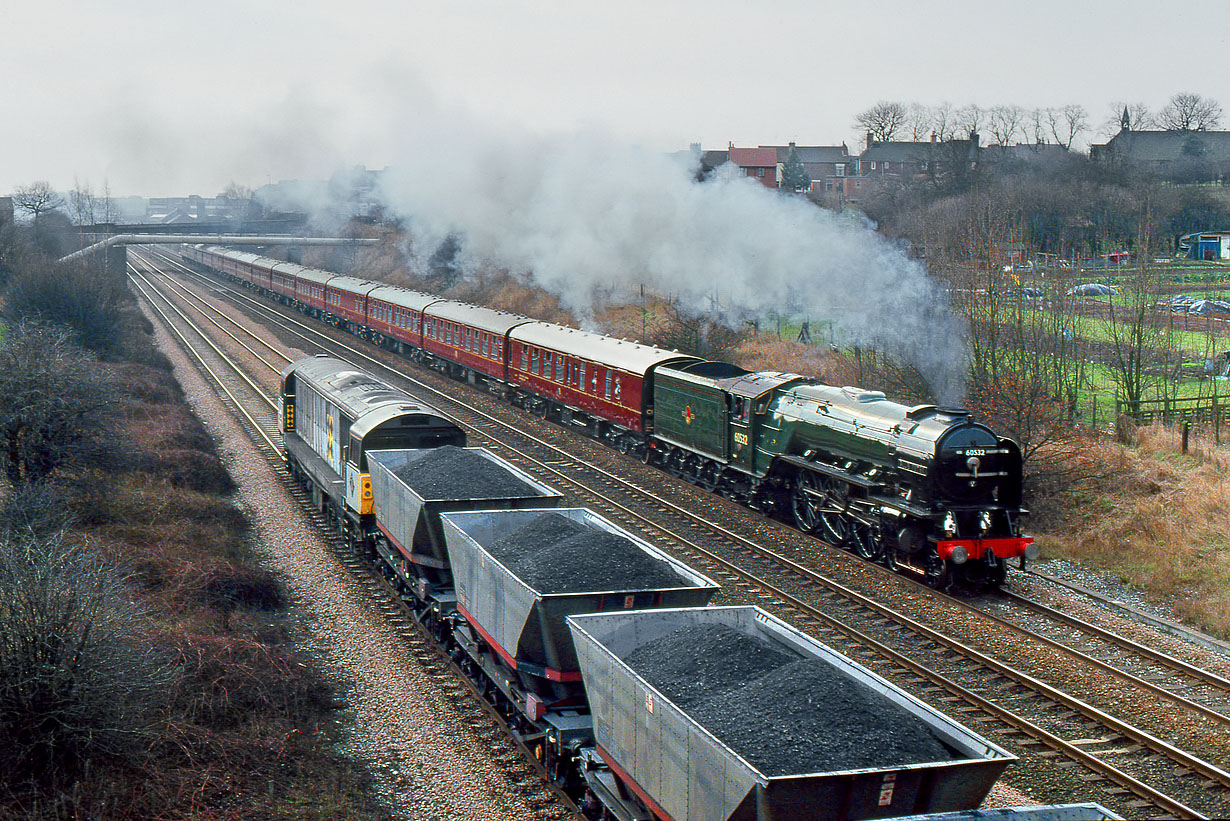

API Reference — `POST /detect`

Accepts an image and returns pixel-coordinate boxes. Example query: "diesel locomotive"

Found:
[187,244,1033,589]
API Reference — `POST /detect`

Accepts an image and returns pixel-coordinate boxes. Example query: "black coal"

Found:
[623,624,959,775]
[392,446,537,500]
[485,512,684,594]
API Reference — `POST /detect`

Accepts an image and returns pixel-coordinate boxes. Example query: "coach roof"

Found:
[511,322,699,374]
[366,284,441,313]
[426,300,538,335]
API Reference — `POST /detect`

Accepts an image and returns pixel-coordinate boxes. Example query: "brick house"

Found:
[761,142,859,197]
[726,145,780,188]
[857,131,980,180]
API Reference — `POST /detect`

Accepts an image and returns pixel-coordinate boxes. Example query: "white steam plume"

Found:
[378,127,968,402]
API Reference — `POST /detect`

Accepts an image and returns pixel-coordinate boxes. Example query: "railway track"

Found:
[134,246,1230,819]
[129,254,579,821]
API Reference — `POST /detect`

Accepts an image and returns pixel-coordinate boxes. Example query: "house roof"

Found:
[761,144,849,163]
[862,138,979,165]
[860,141,937,162]
[1099,129,1230,164]
[728,147,778,168]
[980,143,1072,168]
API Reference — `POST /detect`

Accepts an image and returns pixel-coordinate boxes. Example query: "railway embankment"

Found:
[0,269,388,819]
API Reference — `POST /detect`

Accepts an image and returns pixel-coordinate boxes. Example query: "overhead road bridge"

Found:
[60,234,381,275]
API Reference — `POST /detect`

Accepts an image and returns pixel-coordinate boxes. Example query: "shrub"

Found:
[0,534,172,795]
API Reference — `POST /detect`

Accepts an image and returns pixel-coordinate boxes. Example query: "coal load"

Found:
[624,625,957,776]
[393,446,536,499]
[623,623,796,708]
[486,512,684,594]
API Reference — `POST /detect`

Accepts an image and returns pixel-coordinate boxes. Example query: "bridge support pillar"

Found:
[106,243,127,277]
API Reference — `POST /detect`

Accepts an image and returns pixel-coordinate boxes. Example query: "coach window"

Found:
[578,362,586,389]
[482,336,489,357]
[542,351,551,377]
[555,356,565,382]
[521,347,529,370]
[604,372,612,400]
[531,349,539,374]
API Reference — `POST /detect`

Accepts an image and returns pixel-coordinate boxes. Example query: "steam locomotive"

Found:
[651,362,1033,588]
[184,244,1034,589]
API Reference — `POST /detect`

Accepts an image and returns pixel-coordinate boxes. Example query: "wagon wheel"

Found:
[697,463,720,492]
[848,521,884,561]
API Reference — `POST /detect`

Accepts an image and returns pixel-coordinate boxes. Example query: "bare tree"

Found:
[12,181,65,222]
[930,102,957,141]
[855,101,907,142]
[987,105,1024,146]
[69,177,97,227]
[1027,108,1048,144]
[1158,92,1223,131]
[906,103,933,141]
[956,103,984,137]
[1102,101,1156,135]
[1104,218,1163,416]
[98,178,118,224]
[1046,105,1089,149]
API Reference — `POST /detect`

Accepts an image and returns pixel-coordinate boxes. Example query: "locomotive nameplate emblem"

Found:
[682,405,694,424]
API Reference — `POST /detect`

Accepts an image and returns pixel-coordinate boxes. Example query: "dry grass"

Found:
[1034,422,1230,637]
[0,341,388,818]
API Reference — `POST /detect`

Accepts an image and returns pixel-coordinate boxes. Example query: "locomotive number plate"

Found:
[963,449,986,456]
[734,432,749,446]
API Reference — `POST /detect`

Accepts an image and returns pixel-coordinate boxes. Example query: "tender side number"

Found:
[733,432,750,446]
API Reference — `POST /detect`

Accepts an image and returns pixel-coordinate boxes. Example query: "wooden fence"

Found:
[1118,395,1230,426]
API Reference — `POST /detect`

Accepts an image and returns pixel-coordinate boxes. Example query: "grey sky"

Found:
[4,0,1227,198]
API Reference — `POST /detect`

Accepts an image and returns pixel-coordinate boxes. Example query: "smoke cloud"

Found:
[376,124,968,402]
